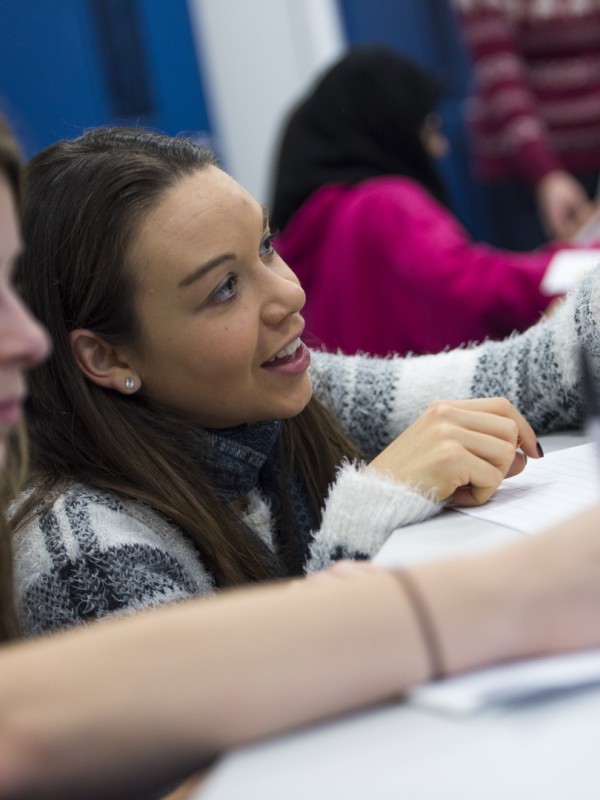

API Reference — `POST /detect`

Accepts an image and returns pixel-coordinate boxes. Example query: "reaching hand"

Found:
[536,170,593,240]
[369,397,541,506]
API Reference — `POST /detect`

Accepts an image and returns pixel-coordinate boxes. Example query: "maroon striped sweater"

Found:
[454,0,600,186]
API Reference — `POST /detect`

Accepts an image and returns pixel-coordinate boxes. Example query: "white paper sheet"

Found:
[455,443,600,534]
[541,250,600,294]
[409,648,600,715]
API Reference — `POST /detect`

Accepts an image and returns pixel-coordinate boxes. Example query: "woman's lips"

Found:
[261,341,311,375]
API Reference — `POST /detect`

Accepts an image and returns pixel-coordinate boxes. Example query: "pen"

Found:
[579,345,600,461]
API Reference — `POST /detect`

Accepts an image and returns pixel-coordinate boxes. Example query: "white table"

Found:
[196,432,600,800]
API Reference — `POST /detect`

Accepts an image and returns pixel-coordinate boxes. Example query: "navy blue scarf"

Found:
[193,420,317,571]
[199,420,282,501]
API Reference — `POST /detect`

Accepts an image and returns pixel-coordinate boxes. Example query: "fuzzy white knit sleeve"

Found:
[310,265,600,450]
[305,460,442,573]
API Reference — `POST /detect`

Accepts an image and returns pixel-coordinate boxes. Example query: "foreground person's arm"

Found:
[2,506,600,799]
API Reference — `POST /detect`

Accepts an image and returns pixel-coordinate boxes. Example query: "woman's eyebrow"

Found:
[179,205,269,290]
[178,253,235,289]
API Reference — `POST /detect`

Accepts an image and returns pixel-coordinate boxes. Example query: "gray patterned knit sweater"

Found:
[13,269,599,636]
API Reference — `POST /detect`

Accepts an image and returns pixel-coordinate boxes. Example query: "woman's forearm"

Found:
[0,571,424,798]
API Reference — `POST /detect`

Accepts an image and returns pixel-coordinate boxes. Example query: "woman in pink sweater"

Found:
[270,45,597,357]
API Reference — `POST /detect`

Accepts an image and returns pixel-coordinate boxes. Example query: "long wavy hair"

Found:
[13,127,361,587]
[0,118,28,640]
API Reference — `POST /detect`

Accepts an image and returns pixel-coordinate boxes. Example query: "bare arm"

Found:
[3,504,600,798]
[0,570,421,799]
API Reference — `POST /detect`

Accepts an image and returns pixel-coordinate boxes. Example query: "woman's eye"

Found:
[211,274,238,303]
[259,231,277,258]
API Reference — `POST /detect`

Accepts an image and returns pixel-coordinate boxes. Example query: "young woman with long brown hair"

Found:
[3,117,600,800]
[10,126,551,635]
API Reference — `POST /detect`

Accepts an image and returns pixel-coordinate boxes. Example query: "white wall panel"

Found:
[187,0,345,202]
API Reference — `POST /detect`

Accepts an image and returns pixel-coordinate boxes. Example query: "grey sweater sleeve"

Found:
[309,266,600,449]
[304,461,441,573]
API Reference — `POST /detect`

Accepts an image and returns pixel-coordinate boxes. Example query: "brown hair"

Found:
[14,127,360,588]
[0,118,27,640]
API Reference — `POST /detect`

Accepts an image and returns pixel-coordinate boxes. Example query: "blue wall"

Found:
[0,0,212,158]
[0,0,489,240]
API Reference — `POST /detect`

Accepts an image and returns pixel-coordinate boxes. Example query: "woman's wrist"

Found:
[392,568,446,682]
[396,549,529,678]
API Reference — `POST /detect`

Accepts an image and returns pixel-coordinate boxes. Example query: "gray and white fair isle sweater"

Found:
[13,269,599,636]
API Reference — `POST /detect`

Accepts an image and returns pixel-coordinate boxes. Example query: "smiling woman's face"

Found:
[121,165,313,428]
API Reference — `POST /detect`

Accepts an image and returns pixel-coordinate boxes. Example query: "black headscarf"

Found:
[270,44,447,232]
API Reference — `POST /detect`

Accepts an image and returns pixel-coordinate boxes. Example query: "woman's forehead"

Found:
[129,167,262,285]
[146,166,257,231]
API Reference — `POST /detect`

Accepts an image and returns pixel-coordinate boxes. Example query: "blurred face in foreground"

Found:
[0,173,50,466]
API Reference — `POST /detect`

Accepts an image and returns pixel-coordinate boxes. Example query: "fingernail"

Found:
[536,441,544,458]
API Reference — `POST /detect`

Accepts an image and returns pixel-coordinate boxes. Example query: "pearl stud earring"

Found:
[124,377,135,391]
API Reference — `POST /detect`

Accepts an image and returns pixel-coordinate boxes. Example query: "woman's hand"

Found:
[369,397,541,506]
[536,170,593,240]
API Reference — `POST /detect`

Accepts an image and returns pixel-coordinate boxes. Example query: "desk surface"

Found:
[197,432,600,800]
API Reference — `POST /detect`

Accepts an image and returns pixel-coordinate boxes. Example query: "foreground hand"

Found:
[369,397,540,506]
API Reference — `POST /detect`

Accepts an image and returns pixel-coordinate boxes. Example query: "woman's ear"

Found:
[68,329,141,395]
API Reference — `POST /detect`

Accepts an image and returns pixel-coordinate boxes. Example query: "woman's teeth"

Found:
[266,337,301,362]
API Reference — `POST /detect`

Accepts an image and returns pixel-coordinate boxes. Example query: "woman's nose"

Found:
[261,266,306,326]
[0,290,51,368]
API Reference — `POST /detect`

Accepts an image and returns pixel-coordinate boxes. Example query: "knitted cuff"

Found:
[306,461,442,572]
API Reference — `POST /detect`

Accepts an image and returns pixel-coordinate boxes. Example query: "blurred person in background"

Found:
[269,45,599,358]
[453,0,600,250]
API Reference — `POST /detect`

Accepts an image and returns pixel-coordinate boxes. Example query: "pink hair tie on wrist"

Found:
[394,569,445,682]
